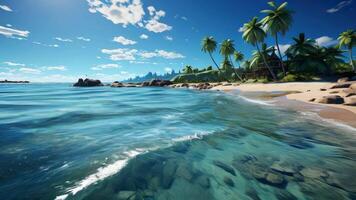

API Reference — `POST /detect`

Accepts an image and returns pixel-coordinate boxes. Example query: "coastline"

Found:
[209,82,356,128]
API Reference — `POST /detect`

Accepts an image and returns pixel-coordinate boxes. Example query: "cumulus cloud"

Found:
[45,66,67,71]
[165,36,173,41]
[55,37,73,42]
[327,0,352,13]
[0,5,12,12]
[140,34,148,39]
[3,61,25,67]
[87,0,145,27]
[91,64,120,70]
[18,67,41,74]
[113,36,137,45]
[102,48,138,61]
[102,48,185,61]
[144,6,172,33]
[0,26,29,38]
[77,36,91,42]
[315,36,338,47]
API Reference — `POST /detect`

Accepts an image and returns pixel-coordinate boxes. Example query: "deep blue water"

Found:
[0,83,355,200]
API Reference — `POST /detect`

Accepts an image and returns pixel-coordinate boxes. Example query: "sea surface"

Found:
[0,83,355,200]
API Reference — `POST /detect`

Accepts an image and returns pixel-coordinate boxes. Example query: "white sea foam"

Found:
[238,95,274,106]
[55,149,145,200]
[173,131,213,142]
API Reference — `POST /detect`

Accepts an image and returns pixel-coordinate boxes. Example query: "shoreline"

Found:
[209,82,356,128]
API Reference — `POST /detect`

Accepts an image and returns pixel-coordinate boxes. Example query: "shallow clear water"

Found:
[0,84,355,200]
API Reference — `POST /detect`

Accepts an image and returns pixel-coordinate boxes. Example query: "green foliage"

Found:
[234,51,244,62]
[206,66,213,71]
[242,17,266,46]
[281,73,314,82]
[338,29,356,50]
[261,1,293,36]
[172,70,224,83]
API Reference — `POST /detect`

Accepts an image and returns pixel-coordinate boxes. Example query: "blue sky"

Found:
[0,0,355,82]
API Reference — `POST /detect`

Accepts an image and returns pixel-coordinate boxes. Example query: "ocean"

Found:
[0,83,355,200]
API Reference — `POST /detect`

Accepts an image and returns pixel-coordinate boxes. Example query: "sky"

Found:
[0,0,355,82]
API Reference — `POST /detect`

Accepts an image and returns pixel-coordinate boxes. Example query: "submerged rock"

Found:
[213,160,236,176]
[117,191,136,200]
[300,167,329,180]
[223,176,235,187]
[245,187,261,200]
[161,160,178,189]
[73,78,104,87]
[270,161,299,176]
[195,175,210,189]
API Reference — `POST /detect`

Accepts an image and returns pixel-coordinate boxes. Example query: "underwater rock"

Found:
[300,179,349,200]
[213,160,236,176]
[223,176,235,187]
[270,161,299,176]
[274,190,297,200]
[253,171,287,188]
[196,175,210,189]
[161,160,178,189]
[175,163,195,182]
[116,191,136,200]
[245,187,261,200]
[172,143,189,154]
[300,167,329,180]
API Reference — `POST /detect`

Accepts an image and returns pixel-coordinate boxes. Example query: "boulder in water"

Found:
[111,81,124,87]
[223,176,235,187]
[73,78,103,87]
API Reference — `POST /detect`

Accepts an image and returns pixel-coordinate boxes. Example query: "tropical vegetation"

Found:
[172,1,355,84]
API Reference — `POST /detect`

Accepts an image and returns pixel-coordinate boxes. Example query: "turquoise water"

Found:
[0,84,355,200]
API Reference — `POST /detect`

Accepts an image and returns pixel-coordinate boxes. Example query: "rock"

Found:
[342,88,356,97]
[245,187,261,200]
[223,177,235,187]
[300,167,328,180]
[142,80,172,87]
[320,88,327,91]
[344,97,356,106]
[175,163,194,182]
[223,83,232,86]
[264,172,287,188]
[195,175,210,189]
[213,160,236,176]
[337,77,349,83]
[329,91,339,94]
[330,83,351,89]
[181,83,189,88]
[270,161,298,176]
[309,98,316,102]
[161,160,177,189]
[196,82,211,90]
[111,81,124,87]
[73,78,104,87]
[317,95,344,104]
[275,190,298,200]
[117,191,136,200]
[350,83,356,90]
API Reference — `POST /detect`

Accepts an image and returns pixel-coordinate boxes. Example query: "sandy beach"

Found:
[211,82,356,128]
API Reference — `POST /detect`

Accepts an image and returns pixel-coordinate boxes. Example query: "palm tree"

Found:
[285,33,317,58]
[250,43,274,69]
[338,29,356,72]
[242,17,277,80]
[183,65,193,74]
[233,51,244,68]
[261,1,293,76]
[201,36,222,72]
[220,39,243,81]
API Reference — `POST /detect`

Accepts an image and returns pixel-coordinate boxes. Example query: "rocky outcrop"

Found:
[142,80,172,87]
[344,97,356,106]
[0,80,30,83]
[317,95,344,104]
[73,78,104,87]
[111,81,124,87]
[330,83,352,89]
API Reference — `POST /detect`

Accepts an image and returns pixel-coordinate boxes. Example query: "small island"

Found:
[0,80,30,84]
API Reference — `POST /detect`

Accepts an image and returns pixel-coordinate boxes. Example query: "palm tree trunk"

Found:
[229,56,243,82]
[350,48,355,72]
[275,34,286,76]
[209,52,222,72]
[256,43,277,81]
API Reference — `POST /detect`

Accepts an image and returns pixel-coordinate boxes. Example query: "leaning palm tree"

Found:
[201,36,222,72]
[261,1,292,76]
[242,17,277,80]
[233,51,244,68]
[220,39,243,81]
[338,29,356,72]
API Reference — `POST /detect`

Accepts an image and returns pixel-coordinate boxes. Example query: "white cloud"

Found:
[113,36,137,45]
[238,26,245,33]
[3,61,25,67]
[77,36,91,42]
[315,36,338,47]
[140,34,148,39]
[0,26,29,38]
[55,37,73,42]
[102,48,184,61]
[275,44,291,55]
[87,0,145,27]
[45,66,67,71]
[0,5,12,12]
[19,67,41,74]
[181,16,188,21]
[165,36,173,41]
[91,63,120,70]
[33,41,59,48]
[102,48,138,61]
[327,0,352,13]
[144,6,172,33]
[94,72,137,82]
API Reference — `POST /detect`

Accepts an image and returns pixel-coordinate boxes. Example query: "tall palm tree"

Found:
[285,33,317,58]
[338,29,356,72]
[233,51,244,68]
[242,17,277,80]
[261,1,292,76]
[183,65,193,74]
[250,43,274,69]
[220,39,243,81]
[201,36,222,72]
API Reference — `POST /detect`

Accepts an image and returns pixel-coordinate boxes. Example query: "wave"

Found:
[54,149,145,200]
[172,131,213,142]
[237,95,274,106]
